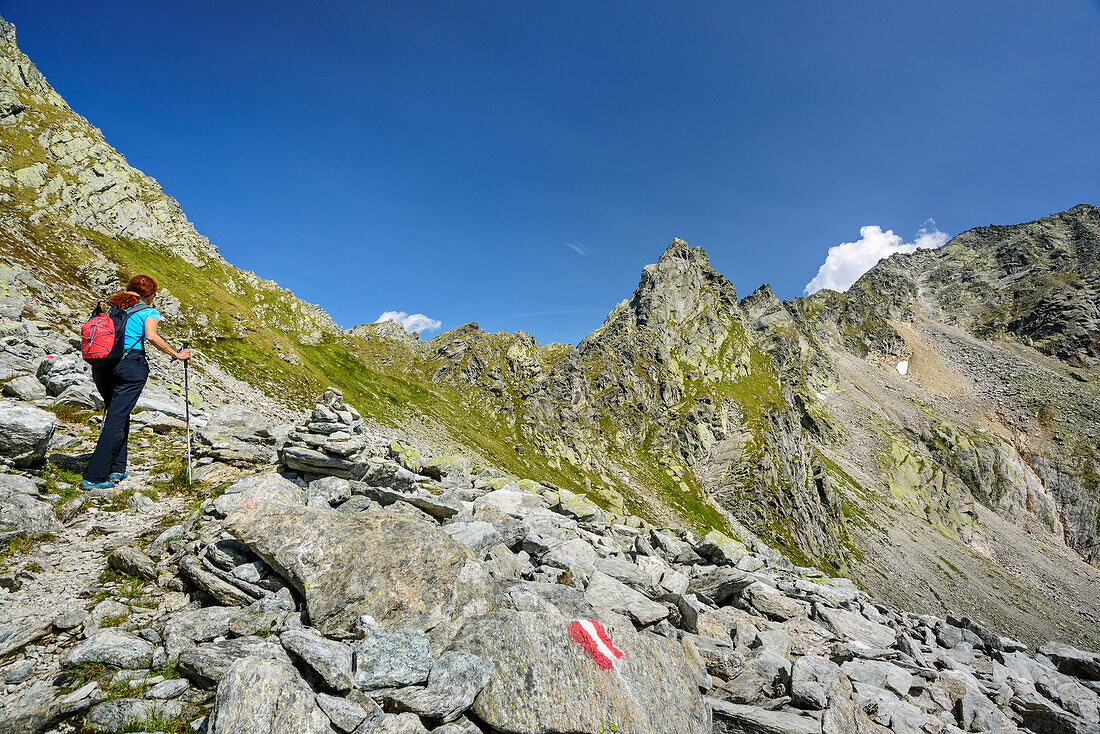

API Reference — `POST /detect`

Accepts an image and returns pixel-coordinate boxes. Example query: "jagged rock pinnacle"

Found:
[0,14,16,45]
[658,237,712,268]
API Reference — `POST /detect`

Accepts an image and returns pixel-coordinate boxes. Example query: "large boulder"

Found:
[385,651,494,724]
[210,655,333,734]
[178,637,291,689]
[61,628,154,669]
[84,698,186,733]
[813,605,896,649]
[0,401,56,466]
[0,679,99,734]
[213,472,305,516]
[224,502,493,640]
[196,404,282,466]
[0,485,60,539]
[1039,642,1100,681]
[446,610,711,734]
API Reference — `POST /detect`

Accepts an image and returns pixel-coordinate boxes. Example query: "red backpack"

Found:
[80,301,150,368]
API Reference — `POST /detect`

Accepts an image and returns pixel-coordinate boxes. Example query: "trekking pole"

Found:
[180,341,191,488]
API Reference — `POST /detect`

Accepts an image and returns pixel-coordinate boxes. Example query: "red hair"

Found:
[106,274,158,309]
[127,275,158,300]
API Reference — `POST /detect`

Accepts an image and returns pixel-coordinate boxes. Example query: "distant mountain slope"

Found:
[1,13,1097,647]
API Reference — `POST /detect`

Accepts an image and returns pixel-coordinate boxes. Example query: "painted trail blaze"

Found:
[568,619,624,670]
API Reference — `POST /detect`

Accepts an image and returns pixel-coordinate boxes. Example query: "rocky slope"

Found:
[0,4,1098,704]
[3,384,1100,734]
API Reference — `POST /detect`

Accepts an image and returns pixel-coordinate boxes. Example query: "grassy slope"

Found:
[5,195,738,537]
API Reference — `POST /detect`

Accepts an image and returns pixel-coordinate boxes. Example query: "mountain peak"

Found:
[658,237,712,268]
[579,237,740,342]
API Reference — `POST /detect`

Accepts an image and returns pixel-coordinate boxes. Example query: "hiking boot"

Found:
[81,479,116,490]
[108,472,128,483]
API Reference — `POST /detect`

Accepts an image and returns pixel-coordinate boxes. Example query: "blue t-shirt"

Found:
[123,305,162,350]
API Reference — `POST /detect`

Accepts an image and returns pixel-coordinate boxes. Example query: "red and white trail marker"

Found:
[568,619,624,670]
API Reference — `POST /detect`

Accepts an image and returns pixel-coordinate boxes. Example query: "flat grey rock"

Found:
[178,636,291,689]
[1,375,47,401]
[442,521,503,555]
[143,678,190,699]
[0,617,54,657]
[0,679,98,734]
[107,546,158,581]
[351,712,430,733]
[164,605,240,659]
[228,591,298,637]
[281,628,354,691]
[841,658,915,697]
[316,692,372,732]
[84,698,184,732]
[210,655,332,734]
[814,605,897,649]
[61,628,154,670]
[584,570,668,626]
[354,624,434,690]
[385,651,494,723]
[708,697,819,734]
[1040,642,1100,681]
[224,502,492,641]
[213,472,305,516]
[1,485,60,537]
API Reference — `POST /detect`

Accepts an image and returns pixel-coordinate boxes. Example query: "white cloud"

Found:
[803,219,949,295]
[375,310,442,334]
[565,241,592,256]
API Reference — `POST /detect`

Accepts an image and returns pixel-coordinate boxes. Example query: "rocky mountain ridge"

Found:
[0,5,1098,689]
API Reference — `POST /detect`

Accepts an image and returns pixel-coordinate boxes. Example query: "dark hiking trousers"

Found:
[84,352,149,482]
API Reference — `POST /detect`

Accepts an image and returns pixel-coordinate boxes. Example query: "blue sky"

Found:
[9,1,1100,343]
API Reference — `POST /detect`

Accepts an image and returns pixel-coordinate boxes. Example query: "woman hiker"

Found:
[81,275,191,490]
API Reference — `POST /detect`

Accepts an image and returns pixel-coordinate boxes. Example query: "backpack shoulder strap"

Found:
[120,303,154,354]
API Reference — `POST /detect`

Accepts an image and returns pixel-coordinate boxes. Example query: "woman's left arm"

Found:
[144,317,190,360]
